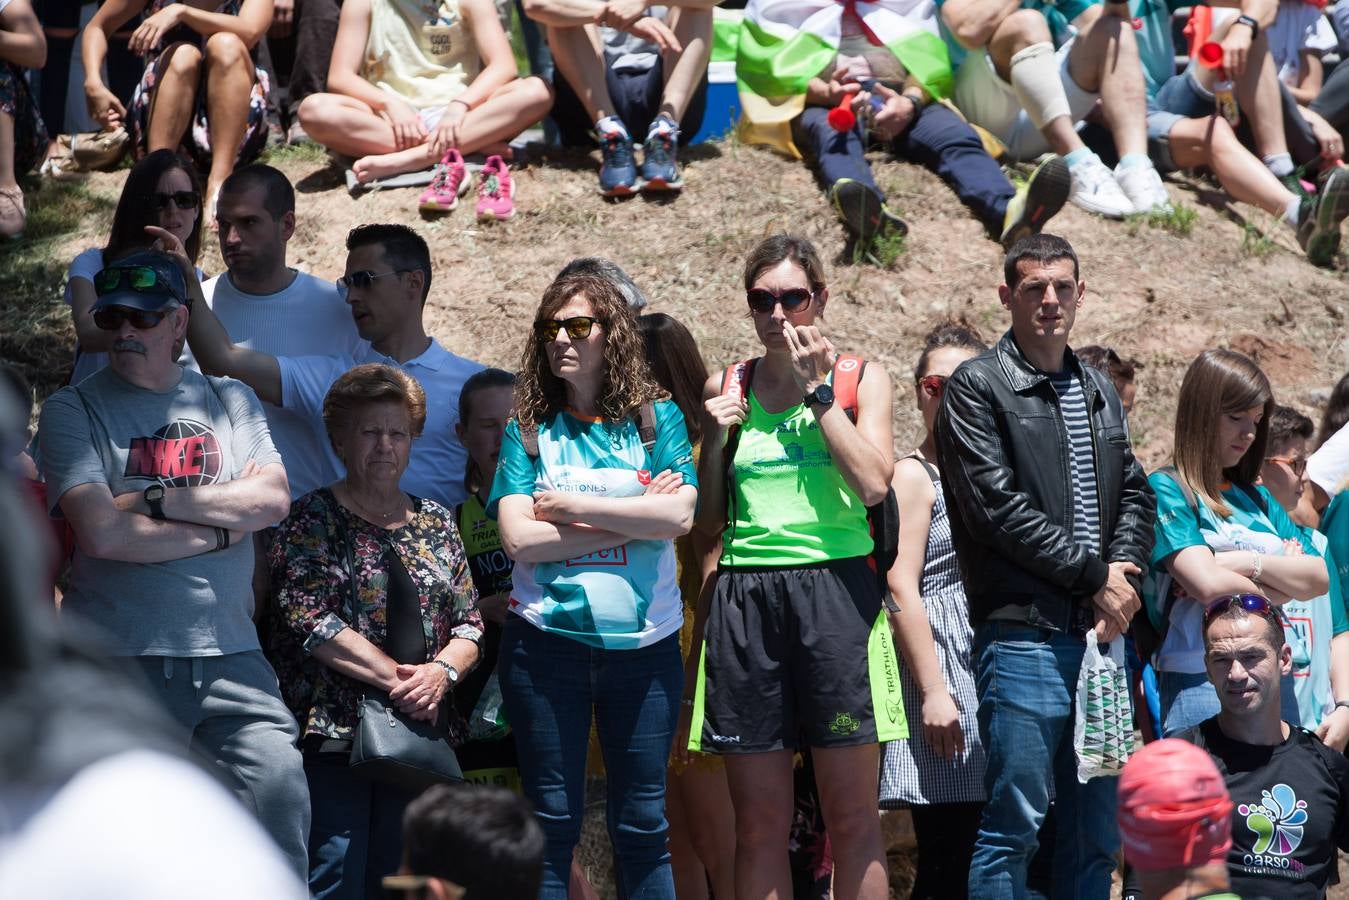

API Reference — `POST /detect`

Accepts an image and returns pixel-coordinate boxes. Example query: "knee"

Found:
[734,804,790,850]
[998,9,1052,46]
[297,93,333,131]
[823,807,882,849]
[205,31,249,68]
[164,43,204,80]
[522,75,555,113]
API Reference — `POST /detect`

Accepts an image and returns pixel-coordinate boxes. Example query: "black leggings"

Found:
[909,802,985,900]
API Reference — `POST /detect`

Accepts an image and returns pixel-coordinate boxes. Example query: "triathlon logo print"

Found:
[1239,784,1308,856]
[124,419,224,487]
[828,712,861,736]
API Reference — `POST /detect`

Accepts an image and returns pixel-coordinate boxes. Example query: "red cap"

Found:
[1198,41,1224,69]
[1117,739,1233,871]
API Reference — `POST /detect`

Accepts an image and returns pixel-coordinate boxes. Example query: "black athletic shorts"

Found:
[688,557,908,754]
[550,57,708,147]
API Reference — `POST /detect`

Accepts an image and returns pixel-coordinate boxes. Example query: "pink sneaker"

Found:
[418,149,467,213]
[475,155,515,221]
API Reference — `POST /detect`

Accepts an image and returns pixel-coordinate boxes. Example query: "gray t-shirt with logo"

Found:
[39,367,281,657]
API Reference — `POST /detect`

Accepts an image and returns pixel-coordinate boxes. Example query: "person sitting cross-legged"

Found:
[297,0,553,220]
[522,0,715,197]
[939,0,1171,218]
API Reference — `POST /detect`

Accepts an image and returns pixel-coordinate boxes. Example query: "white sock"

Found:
[1263,152,1294,178]
[1009,42,1071,131]
[1285,195,1303,227]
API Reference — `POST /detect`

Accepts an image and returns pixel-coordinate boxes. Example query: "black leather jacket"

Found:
[933,330,1156,632]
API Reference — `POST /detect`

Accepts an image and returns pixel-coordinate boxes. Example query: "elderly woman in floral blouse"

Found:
[268,363,482,900]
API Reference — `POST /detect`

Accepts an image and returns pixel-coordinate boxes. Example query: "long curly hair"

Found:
[514,273,665,434]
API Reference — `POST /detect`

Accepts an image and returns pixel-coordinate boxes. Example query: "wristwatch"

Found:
[1235,14,1259,38]
[434,660,460,687]
[144,484,167,520]
[803,383,835,410]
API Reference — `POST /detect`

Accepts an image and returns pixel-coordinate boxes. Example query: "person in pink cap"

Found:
[1117,738,1236,900]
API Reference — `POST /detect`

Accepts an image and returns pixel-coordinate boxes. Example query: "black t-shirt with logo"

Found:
[1179,717,1349,898]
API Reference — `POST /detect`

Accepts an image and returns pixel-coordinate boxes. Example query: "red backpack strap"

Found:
[831,354,866,423]
[721,359,756,405]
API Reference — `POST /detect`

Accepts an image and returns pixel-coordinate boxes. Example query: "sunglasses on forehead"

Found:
[746,287,815,314]
[95,264,178,297]
[534,316,602,342]
[1203,593,1278,626]
[152,190,201,211]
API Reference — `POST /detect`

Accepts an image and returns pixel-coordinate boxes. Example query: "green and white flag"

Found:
[734,0,953,157]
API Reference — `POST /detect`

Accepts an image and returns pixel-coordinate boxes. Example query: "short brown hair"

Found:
[1172,349,1273,519]
[743,234,827,294]
[1266,404,1314,456]
[322,364,427,453]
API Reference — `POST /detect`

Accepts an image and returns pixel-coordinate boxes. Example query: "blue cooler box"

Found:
[691,60,740,144]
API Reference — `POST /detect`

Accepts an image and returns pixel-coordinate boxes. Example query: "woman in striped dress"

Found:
[879,322,988,900]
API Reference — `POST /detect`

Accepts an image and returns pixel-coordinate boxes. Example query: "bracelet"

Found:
[1251,551,1263,583]
[213,526,229,551]
[433,659,454,679]
[1336,700,1349,711]
[450,98,470,111]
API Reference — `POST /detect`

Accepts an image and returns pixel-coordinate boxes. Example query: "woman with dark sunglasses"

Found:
[1144,349,1330,737]
[686,234,898,900]
[877,321,990,899]
[487,271,697,900]
[64,149,205,385]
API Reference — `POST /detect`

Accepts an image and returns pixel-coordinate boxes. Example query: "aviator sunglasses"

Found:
[746,287,815,314]
[152,190,201,211]
[336,269,407,297]
[535,316,602,342]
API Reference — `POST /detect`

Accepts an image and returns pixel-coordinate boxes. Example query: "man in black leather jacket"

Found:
[934,233,1156,900]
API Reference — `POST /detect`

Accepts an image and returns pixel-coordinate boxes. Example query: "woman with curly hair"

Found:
[488,271,698,900]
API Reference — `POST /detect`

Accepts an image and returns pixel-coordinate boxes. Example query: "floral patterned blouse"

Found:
[268,488,483,743]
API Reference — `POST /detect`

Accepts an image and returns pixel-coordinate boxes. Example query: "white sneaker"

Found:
[1114,162,1173,215]
[1067,156,1134,219]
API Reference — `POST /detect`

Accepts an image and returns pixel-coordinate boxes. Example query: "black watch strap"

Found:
[144,484,167,520]
[1236,14,1259,37]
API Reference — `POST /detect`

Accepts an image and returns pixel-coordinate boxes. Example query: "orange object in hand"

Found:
[828,91,858,131]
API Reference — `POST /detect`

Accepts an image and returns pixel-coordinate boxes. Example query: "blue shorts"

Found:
[1145,63,1216,171]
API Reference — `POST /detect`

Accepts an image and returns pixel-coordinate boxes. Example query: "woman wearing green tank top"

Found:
[683,234,902,900]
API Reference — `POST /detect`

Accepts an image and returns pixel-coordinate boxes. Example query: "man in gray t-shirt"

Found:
[37,250,310,878]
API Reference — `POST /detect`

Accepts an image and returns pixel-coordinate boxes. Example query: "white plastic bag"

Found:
[1073,631,1134,783]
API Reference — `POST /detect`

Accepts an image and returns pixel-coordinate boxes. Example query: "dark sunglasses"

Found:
[919,374,947,399]
[535,316,602,342]
[1265,455,1308,477]
[93,305,173,331]
[746,287,814,314]
[1203,593,1278,626]
[336,269,406,295]
[95,265,180,299]
[152,190,201,211]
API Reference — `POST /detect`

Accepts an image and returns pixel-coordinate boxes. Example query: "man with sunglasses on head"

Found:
[1179,593,1349,899]
[35,250,311,878]
[202,164,361,500]
[933,233,1156,898]
[187,222,485,508]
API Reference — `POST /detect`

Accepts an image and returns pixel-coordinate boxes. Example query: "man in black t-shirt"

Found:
[1179,594,1349,898]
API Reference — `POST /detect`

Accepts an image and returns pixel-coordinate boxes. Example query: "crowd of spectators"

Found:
[9,1,1349,899]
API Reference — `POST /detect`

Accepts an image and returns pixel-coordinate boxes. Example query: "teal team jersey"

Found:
[1146,474,1317,674]
[1130,0,1193,98]
[487,400,697,650]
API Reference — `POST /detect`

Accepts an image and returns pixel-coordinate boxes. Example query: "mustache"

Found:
[113,339,147,354]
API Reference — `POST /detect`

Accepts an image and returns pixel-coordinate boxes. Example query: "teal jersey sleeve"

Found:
[485,419,537,519]
[650,399,698,488]
[1327,542,1349,636]
[1319,493,1349,624]
[1149,471,1207,567]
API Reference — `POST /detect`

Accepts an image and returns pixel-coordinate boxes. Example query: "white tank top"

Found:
[362,0,480,110]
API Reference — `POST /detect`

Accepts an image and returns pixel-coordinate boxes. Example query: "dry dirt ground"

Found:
[5,137,1349,897]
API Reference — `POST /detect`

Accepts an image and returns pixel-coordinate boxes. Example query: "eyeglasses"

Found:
[1265,455,1308,477]
[152,190,201,211]
[919,374,947,399]
[534,316,602,342]
[94,265,181,301]
[336,269,406,297]
[746,288,815,314]
[1202,593,1278,626]
[92,305,173,331]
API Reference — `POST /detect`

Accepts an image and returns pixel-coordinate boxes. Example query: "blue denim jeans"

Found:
[968,623,1118,900]
[499,619,683,900]
[304,753,418,899]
